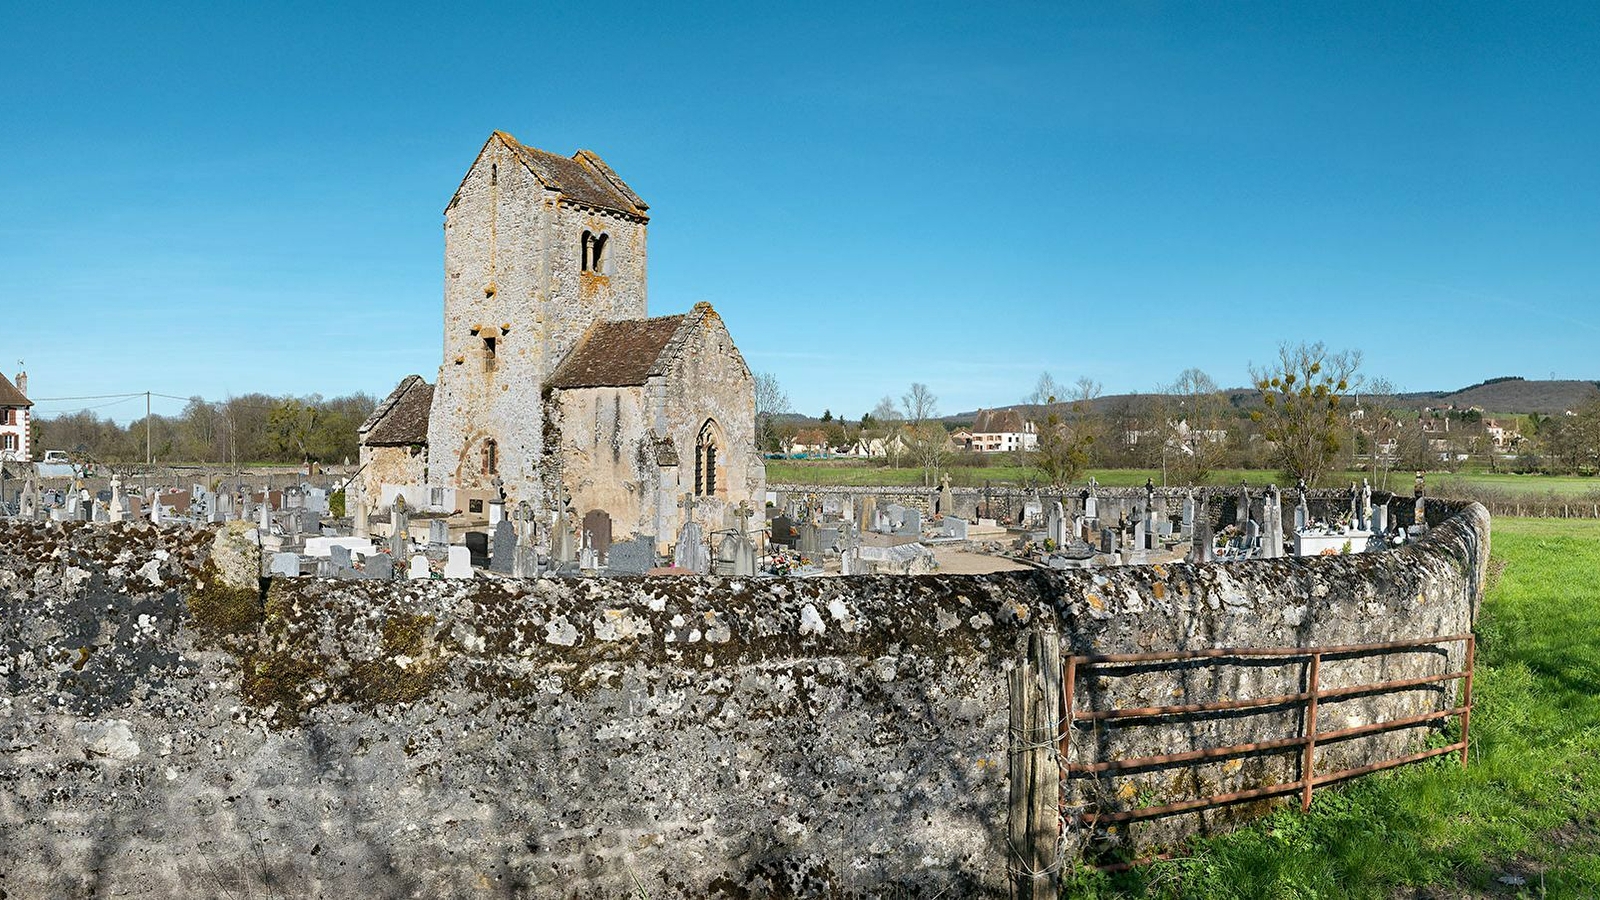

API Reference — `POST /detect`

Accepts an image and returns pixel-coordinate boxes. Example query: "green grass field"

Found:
[764,460,1600,497]
[1063,517,1600,898]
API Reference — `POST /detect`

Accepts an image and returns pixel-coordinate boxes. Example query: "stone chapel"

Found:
[359,131,764,555]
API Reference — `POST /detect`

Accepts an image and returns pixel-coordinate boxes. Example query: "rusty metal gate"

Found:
[1061,634,1475,871]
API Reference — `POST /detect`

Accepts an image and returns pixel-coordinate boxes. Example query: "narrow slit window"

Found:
[483,439,498,476]
[580,230,593,271]
[483,336,496,372]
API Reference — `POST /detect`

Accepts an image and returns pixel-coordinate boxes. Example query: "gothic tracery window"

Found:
[695,420,719,497]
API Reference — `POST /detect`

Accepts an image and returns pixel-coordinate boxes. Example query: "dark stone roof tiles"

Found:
[361,376,433,446]
[498,132,648,219]
[546,316,688,390]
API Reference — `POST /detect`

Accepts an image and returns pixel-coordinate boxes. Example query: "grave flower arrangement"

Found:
[763,549,812,576]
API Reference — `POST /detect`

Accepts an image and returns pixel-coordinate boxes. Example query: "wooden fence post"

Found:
[1009,629,1061,899]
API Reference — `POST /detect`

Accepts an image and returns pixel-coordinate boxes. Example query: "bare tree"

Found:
[1154,368,1229,486]
[1032,377,1101,488]
[753,372,791,453]
[898,383,948,485]
[1024,371,1066,407]
[1352,376,1402,489]
[867,396,905,466]
[1249,342,1363,487]
[901,382,938,426]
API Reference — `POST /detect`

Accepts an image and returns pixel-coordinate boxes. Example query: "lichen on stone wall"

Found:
[0,501,1489,898]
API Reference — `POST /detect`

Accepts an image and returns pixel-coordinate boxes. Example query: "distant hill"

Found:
[1434,378,1600,415]
[945,377,1599,423]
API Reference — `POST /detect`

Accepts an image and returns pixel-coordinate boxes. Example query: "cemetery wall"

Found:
[770,482,1425,527]
[0,501,1488,897]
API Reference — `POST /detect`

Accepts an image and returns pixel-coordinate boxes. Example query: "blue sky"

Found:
[2,1,1597,423]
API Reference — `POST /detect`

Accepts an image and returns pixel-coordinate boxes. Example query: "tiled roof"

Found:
[0,373,30,408]
[972,408,1026,434]
[546,315,687,389]
[497,132,648,218]
[361,376,433,446]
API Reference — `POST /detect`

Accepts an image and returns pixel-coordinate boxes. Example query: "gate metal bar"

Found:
[1060,634,1475,851]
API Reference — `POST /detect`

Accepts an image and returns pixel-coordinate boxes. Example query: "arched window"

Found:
[490,163,497,185]
[580,230,609,273]
[482,439,498,476]
[694,420,719,497]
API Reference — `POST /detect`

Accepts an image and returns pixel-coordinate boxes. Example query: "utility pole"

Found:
[145,391,152,465]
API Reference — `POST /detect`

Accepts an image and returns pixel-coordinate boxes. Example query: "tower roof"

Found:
[451,131,649,219]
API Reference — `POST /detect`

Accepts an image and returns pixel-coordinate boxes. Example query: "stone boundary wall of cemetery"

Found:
[770,482,1433,528]
[0,500,1488,897]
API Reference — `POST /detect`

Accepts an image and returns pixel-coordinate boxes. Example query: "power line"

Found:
[28,392,146,402]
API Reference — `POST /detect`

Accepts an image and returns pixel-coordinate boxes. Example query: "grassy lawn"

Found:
[765,460,1599,497]
[1064,517,1600,898]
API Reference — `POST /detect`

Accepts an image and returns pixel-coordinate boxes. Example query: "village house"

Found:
[787,428,831,458]
[0,371,32,462]
[967,409,1038,453]
[359,132,764,553]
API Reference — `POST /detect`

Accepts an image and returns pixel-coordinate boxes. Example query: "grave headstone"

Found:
[553,505,575,564]
[770,514,796,547]
[1100,528,1118,554]
[445,546,474,578]
[513,545,540,578]
[938,474,956,517]
[465,531,490,567]
[429,518,450,547]
[490,520,517,573]
[798,523,819,555]
[1192,519,1214,563]
[1047,501,1067,547]
[941,516,968,540]
[365,553,393,580]
[408,554,431,580]
[894,508,922,537]
[607,536,656,575]
[674,520,710,573]
[817,526,840,550]
[582,510,613,565]
[352,490,370,538]
[1261,485,1284,559]
[269,553,300,577]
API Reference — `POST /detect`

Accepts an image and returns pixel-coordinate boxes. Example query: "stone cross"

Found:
[733,500,754,535]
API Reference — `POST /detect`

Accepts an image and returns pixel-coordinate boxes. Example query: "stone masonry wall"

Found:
[428,134,649,516]
[0,502,1487,897]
